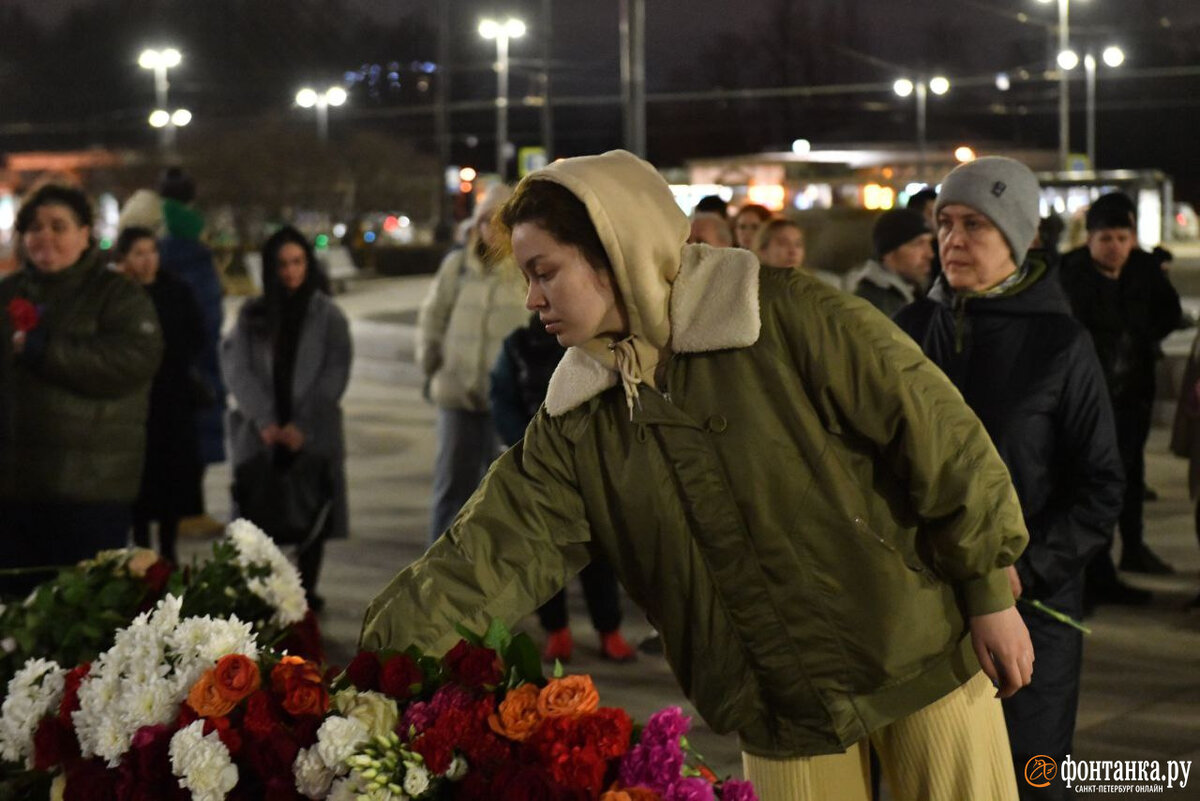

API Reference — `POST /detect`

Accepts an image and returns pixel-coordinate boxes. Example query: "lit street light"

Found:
[479,16,526,181]
[148,108,192,130]
[295,86,348,143]
[1057,42,1124,168]
[894,76,950,174]
[139,47,182,150]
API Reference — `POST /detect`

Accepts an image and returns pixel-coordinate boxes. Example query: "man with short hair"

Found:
[1059,193,1182,595]
[844,208,933,318]
[687,212,734,247]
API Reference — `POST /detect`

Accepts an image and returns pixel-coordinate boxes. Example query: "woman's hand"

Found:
[969,606,1034,698]
[1006,565,1023,600]
[279,424,305,452]
[259,423,282,446]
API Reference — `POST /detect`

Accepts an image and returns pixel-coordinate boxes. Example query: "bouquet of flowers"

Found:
[1,615,758,800]
[0,520,318,693]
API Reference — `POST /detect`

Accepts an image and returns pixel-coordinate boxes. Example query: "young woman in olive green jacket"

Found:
[363,150,1033,801]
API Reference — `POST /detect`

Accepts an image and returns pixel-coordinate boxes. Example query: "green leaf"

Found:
[482,619,513,656]
[453,623,483,646]
[504,634,545,686]
[552,659,565,679]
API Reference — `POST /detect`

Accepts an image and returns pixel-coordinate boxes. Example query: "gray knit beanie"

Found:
[935,156,1041,266]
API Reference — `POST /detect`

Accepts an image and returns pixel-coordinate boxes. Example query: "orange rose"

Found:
[282,679,329,717]
[601,787,660,801]
[271,655,322,693]
[213,654,261,704]
[271,655,329,717]
[487,683,543,741]
[187,670,237,718]
[536,675,599,718]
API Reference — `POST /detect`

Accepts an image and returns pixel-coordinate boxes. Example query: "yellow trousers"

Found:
[743,672,1018,801]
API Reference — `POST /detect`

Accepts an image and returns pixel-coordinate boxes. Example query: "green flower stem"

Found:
[1019,598,1092,635]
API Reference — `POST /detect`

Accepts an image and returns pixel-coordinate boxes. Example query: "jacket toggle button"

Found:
[706,415,727,433]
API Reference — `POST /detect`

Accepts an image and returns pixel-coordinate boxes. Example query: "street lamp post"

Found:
[894,76,950,176]
[295,86,348,143]
[138,47,182,151]
[1036,0,1071,170]
[1084,45,1124,169]
[479,17,526,181]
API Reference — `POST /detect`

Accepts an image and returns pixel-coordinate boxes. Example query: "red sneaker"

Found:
[543,628,573,662]
[599,630,637,662]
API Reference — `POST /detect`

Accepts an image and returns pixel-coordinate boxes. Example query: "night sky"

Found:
[5,0,1200,197]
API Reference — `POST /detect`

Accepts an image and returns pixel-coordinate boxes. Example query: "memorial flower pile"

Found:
[1,617,758,800]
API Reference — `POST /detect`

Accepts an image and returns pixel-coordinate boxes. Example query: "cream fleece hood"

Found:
[520,151,691,414]
[523,151,762,418]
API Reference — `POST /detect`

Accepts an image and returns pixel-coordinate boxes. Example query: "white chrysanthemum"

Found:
[169,720,239,801]
[0,658,66,765]
[327,777,361,801]
[445,755,468,782]
[227,518,308,625]
[315,716,369,772]
[403,763,431,796]
[120,678,177,731]
[334,689,399,740]
[294,746,336,799]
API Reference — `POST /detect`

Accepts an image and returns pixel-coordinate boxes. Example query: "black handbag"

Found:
[232,450,333,550]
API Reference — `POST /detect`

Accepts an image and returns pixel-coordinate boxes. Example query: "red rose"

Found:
[6,298,40,333]
[64,757,120,801]
[118,724,174,797]
[242,690,280,737]
[410,727,454,774]
[492,762,573,801]
[58,662,91,726]
[203,716,243,757]
[527,716,609,792]
[33,715,79,771]
[576,708,633,759]
[242,727,301,779]
[142,559,172,596]
[379,653,423,699]
[278,610,325,665]
[345,651,381,691]
[443,640,503,688]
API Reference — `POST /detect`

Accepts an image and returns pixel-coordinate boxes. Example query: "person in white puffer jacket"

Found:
[417,184,529,544]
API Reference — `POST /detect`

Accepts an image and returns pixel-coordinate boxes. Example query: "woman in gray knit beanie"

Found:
[895,157,1124,799]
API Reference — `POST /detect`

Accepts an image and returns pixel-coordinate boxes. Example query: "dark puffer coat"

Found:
[895,264,1124,607]
[0,249,164,503]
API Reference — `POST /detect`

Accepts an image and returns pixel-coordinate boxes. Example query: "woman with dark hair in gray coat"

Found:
[221,226,352,609]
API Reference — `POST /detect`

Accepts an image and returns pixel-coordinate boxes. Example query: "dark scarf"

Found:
[272,285,314,425]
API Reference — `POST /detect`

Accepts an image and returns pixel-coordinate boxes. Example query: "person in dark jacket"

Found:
[221,226,352,610]
[158,168,228,522]
[0,185,163,597]
[896,157,1124,800]
[116,227,205,566]
[1059,193,1182,589]
[489,313,636,663]
[844,208,933,317]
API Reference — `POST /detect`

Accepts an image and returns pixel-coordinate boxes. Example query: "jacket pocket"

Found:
[850,515,935,584]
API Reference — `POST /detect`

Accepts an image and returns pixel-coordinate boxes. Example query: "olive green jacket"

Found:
[0,249,163,503]
[362,247,1027,757]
